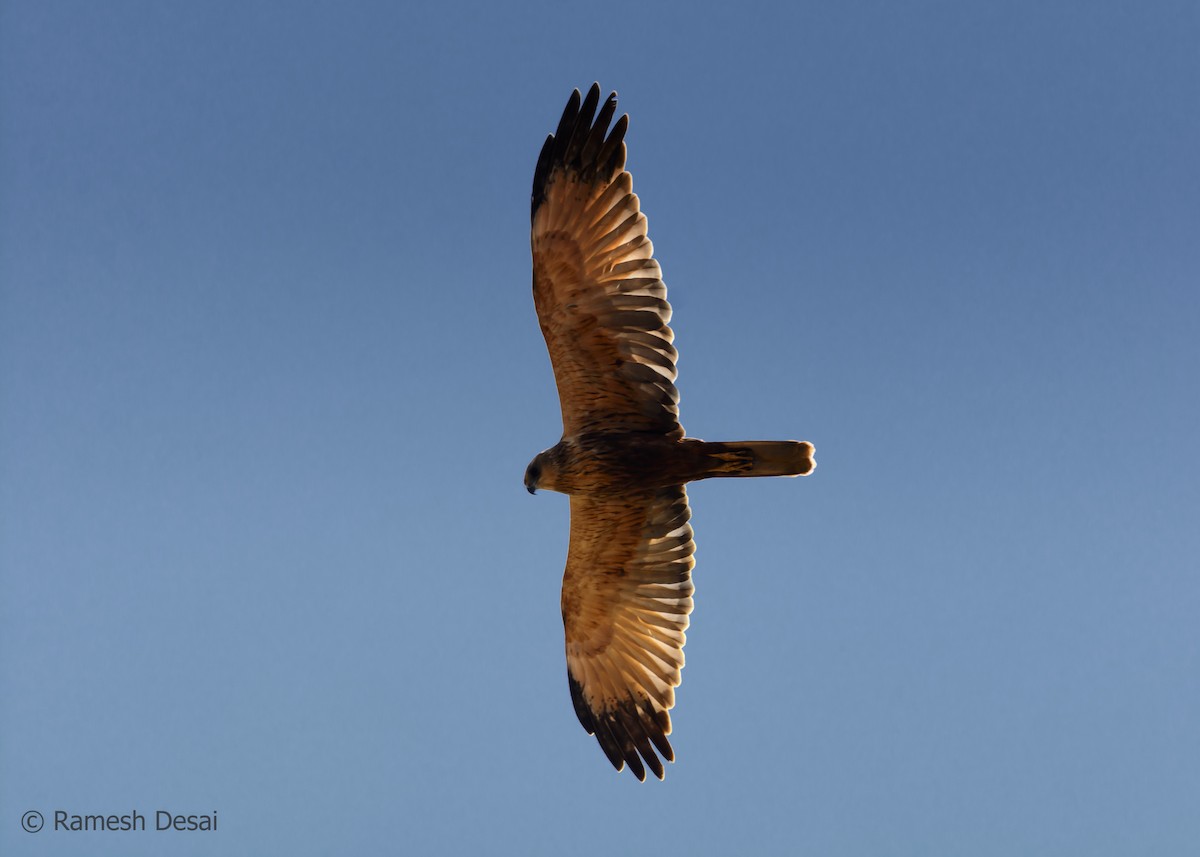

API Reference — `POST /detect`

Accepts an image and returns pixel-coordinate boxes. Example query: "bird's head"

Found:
[524,453,545,494]
[524,449,560,495]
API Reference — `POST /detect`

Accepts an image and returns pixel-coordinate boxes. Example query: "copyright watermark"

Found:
[19,809,217,833]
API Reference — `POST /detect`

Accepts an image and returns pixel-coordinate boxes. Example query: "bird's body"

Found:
[527,84,815,781]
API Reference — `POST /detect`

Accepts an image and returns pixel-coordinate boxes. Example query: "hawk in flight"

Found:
[526,84,815,780]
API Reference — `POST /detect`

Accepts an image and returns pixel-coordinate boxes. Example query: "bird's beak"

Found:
[526,484,537,495]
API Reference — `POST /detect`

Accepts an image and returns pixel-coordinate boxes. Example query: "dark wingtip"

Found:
[531,84,628,222]
[567,669,672,782]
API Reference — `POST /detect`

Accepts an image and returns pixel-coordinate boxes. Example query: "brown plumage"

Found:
[526,84,815,781]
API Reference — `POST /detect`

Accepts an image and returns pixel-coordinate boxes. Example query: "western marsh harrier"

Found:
[526,84,815,780]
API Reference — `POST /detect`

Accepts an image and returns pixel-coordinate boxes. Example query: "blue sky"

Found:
[2,1,1197,854]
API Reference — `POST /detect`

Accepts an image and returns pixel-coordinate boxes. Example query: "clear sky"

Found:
[2,1,1197,854]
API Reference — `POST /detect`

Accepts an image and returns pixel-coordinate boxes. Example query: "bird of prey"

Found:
[526,84,815,781]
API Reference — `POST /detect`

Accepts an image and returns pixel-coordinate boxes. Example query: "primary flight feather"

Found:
[527,84,815,781]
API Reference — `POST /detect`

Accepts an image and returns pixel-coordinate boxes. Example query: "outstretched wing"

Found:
[531,84,683,439]
[561,486,696,780]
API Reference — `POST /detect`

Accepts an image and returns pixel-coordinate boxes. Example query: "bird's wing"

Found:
[531,84,683,439]
[562,486,696,780]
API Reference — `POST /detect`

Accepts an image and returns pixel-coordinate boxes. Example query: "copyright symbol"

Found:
[22,810,44,833]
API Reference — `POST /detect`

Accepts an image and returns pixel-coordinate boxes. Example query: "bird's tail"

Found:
[698,440,816,479]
